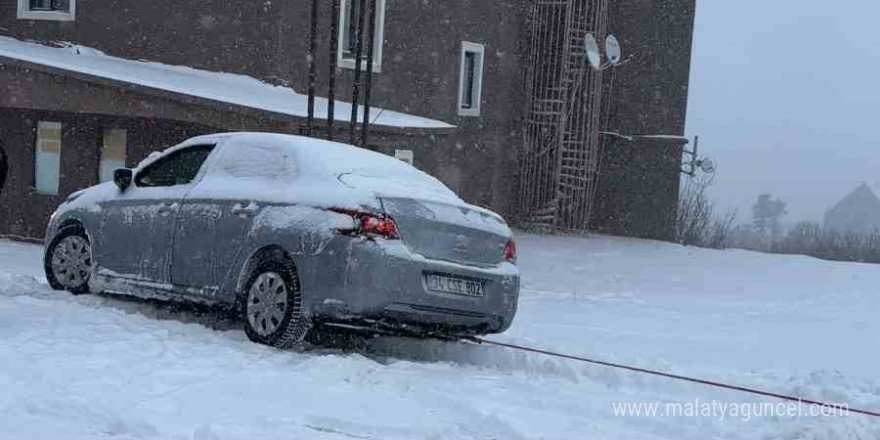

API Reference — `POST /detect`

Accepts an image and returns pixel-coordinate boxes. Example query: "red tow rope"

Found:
[467,337,880,419]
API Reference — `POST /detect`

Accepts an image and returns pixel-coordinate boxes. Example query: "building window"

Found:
[394,149,414,166]
[17,0,75,21]
[338,0,386,73]
[100,129,127,183]
[35,121,62,195]
[458,42,485,117]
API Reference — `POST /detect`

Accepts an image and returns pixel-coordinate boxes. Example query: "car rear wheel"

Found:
[44,226,92,295]
[240,259,310,348]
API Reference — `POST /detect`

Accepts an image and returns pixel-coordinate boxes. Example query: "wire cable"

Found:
[466,337,880,419]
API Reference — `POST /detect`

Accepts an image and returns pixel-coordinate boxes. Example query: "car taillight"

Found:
[504,238,517,263]
[360,213,399,239]
[333,209,399,239]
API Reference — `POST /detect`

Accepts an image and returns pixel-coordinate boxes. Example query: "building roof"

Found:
[827,183,880,214]
[0,36,455,130]
[824,183,880,232]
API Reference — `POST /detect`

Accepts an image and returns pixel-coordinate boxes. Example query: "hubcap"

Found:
[51,235,92,288]
[246,272,289,337]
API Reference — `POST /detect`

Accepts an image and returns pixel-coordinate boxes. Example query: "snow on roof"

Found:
[0,36,455,130]
[826,183,880,217]
[600,131,690,143]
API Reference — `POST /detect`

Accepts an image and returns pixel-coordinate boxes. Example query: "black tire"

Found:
[44,225,92,295]
[239,257,310,348]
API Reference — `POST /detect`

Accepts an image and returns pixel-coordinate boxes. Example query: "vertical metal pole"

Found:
[306,0,318,136]
[328,0,340,141]
[361,0,377,147]
[349,0,367,145]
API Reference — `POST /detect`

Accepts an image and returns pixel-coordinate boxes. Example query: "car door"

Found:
[170,141,293,298]
[95,144,215,287]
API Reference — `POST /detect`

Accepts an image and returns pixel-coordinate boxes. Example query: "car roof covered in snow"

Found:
[216,132,433,179]
[205,132,441,181]
[179,133,500,217]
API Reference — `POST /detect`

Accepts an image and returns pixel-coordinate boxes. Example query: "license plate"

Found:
[426,274,485,297]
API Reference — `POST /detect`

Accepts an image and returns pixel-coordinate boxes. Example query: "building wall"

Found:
[0,105,502,240]
[591,0,697,240]
[0,0,529,218]
[824,208,880,235]
[0,107,218,238]
[0,51,505,240]
[1,0,698,240]
[0,0,528,127]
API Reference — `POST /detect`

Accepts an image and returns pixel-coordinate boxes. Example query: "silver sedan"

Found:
[44,133,520,347]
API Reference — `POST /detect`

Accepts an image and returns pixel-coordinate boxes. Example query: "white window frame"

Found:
[34,121,62,195]
[458,42,485,117]
[337,0,386,73]
[17,0,76,21]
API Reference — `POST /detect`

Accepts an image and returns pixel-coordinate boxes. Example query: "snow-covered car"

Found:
[43,133,520,347]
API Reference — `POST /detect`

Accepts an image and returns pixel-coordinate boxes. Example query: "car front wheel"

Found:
[44,226,93,295]
[240,259,309,348]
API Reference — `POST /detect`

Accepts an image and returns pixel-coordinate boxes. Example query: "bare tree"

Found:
[677,175,736,248]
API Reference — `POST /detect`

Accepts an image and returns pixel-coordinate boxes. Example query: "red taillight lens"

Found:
[333,208,400,239]
[360,214,399,239]
[504,239,517,263]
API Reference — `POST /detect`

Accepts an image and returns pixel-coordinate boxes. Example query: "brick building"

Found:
[0,0,696,240]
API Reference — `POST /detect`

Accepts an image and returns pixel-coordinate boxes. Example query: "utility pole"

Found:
[327,0,340,141]
[349,0,367,145]
[306,0,318,136]
[361,0,377,148]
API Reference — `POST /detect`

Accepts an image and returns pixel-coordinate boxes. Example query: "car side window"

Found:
[136,144,215,187]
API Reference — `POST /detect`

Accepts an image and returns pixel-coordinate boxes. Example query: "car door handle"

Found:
[232,203,259,218]
[157,203,179,216]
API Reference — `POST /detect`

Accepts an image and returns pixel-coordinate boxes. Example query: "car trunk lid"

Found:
[380,197,511,267]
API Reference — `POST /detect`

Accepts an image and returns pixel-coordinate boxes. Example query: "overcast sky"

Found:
[685,1,880,223]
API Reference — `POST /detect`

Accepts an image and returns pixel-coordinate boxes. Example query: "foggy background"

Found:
[685,0,880,223]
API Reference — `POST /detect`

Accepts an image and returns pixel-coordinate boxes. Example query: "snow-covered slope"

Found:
[1,235,878,439]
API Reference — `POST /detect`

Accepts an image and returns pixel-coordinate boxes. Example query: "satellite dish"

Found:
[605,34,622,65]
[584,33,602,69]
[698,158,716,174]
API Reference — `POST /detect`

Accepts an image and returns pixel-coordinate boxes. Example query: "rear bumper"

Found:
[305,237,520,335]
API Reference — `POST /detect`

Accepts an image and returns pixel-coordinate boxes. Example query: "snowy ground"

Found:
[1,235,879,439]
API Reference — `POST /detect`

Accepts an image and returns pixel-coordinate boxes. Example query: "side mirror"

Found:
[114,168,133,191]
